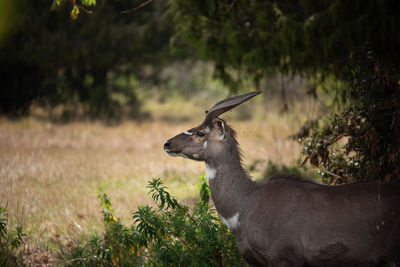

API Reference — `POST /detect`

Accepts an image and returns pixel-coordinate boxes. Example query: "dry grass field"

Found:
[0,96,315,249]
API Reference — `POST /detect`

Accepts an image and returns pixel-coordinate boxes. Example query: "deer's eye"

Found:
[196,131,206,137]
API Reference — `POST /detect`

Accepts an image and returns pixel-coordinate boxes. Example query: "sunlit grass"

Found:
[0,96,314,249]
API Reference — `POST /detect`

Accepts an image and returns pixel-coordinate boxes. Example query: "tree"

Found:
[0,0,174,119]
[169,0,400,80]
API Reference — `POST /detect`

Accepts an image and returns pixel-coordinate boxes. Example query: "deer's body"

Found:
[214,173,400,266]
[164,91,400,266]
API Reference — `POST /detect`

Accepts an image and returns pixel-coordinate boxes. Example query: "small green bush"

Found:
[0,206,26,267]
[59,176,244,266]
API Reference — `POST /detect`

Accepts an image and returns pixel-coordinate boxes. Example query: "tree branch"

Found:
[77,4,94,14]
[121,0,153,14]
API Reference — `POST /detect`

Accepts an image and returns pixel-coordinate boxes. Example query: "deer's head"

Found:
[164,91,261,161]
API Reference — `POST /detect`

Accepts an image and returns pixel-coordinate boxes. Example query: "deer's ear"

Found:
[212,118,226,140]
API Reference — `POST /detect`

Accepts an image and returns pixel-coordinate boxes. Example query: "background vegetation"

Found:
[1,0,399,265]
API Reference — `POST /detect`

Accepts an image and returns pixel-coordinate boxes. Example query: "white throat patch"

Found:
[221,213,240,230]
[168,152,190,159]
[205,163,216,180]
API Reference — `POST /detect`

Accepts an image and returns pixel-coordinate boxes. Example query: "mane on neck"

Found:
[223,122,251,179]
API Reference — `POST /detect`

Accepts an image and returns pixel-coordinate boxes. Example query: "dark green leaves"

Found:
[51,0,96,19]
[170,0,400,83]
[147,178,178,210]
[60,177,243,266]
[0,206,26,266]
[301,51,400,183]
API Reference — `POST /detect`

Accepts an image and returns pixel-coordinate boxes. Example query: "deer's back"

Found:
[238,177,400,266]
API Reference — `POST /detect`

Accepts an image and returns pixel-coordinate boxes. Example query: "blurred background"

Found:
[1,0,399,264]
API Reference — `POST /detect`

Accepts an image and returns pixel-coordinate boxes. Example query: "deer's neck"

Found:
[205,145,256,223]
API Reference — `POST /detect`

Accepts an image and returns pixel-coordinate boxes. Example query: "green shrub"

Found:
[0,206,26,267]
[59,176,244,266]
[301,50,400,183]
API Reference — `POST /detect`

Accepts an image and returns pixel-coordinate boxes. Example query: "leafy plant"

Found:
[59,176,243,266]
[0,206,26,267]
[301,50,400,183]
[51,0,96,19]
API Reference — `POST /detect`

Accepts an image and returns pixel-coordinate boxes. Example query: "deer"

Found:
[163,91,400,267]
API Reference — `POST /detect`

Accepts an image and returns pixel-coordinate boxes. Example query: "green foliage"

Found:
[170,0,400,83]
[51,0,96,19]
[0,206,26,267]
[59,177,243,266]
[0,0,175,120]
[301,51,400,183]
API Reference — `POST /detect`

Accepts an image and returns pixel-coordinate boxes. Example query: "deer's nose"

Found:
[164,141,171,150]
